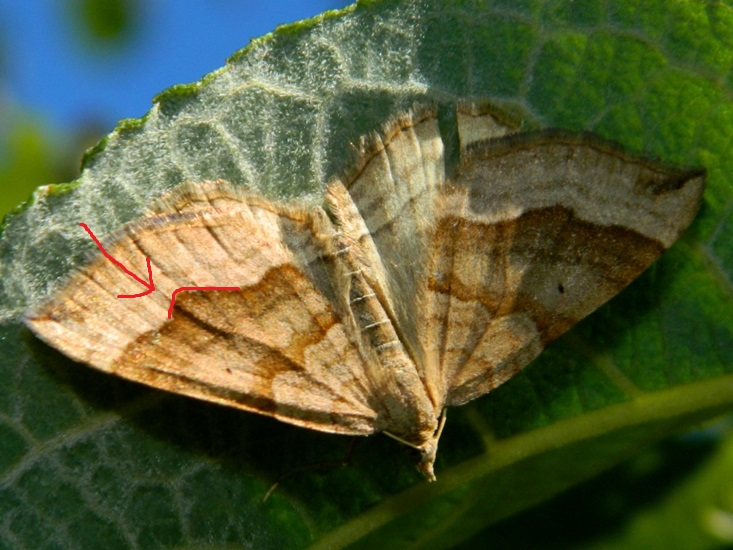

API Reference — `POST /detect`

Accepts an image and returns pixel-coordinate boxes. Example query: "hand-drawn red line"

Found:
[79,223,155,298]
[168,286,240,319]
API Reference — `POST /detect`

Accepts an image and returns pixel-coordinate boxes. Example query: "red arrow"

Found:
[80,223,239,318]
[79,223,155,298]
[168,286,240,319]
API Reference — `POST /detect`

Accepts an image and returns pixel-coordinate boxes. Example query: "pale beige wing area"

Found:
[326,108,445,379]
[327,105,522,409]
[25,182,381,435]
[455,101,520,150]
[422,127,705,408]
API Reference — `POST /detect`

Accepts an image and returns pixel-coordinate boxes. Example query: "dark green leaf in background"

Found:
[67,0,139,46]
[1,1,732,548]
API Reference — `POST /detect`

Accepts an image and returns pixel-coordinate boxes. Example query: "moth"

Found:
[25,104,705,480]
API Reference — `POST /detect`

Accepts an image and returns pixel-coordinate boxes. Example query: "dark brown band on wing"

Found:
[427,205,666,345]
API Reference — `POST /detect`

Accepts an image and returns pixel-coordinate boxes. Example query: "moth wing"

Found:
[421,121,705,407]
[326,105,522,408]
[326,109,447,386]
[25,182,379,435]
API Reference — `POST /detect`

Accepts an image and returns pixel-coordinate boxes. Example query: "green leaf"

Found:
[579,428,733,549]
[456,430,733,548]
[2,0,732,547]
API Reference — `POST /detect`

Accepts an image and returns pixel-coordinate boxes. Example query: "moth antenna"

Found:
[435,408,447,438]
[383,430,422,450]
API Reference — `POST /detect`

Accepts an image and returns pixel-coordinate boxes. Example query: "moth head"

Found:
[416,442,438,482]
[384,409,445,481]
[416,408,447,482]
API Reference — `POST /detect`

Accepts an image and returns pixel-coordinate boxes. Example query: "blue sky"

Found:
[0,1,352,130]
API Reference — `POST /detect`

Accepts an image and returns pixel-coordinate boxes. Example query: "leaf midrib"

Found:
[311,372,733,549]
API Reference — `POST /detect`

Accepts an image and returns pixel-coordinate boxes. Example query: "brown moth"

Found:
[25,104,705,480]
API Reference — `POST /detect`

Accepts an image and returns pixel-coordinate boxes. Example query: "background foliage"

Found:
[1,1,732,548]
